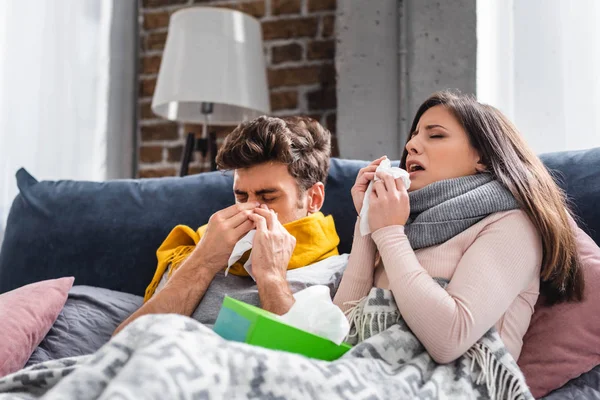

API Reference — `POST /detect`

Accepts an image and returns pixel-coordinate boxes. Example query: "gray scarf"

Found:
[405,173,519,249]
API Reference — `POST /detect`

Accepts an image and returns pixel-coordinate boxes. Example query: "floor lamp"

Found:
[151,7,271,175]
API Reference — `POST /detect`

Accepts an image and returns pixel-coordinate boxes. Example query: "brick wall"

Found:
[138,0,337,178]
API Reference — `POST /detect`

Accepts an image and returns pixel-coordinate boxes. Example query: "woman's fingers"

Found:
[377,171,397,194]
[370,156,387,166]
[371,179,385,198]
[357,157,386,183]
[395,176,407,192]
[363,172,375,182]
[358,164,378,176]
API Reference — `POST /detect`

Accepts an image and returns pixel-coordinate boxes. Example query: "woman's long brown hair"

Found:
[401,91,584,305]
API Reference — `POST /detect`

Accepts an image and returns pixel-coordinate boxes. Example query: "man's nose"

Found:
[247,194,261,204]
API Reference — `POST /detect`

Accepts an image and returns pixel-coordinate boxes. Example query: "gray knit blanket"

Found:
[344,283,532,400]
[0,297,532,399]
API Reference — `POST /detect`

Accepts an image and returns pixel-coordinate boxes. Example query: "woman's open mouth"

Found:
[407,162,425,178]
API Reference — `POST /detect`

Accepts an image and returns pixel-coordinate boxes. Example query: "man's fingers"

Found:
[228,209,254,229]
[233,219,254,237]
[254,206,277,230]
[248,213,268,232]
[220,202,260,219]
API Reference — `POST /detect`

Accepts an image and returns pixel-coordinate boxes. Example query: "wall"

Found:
[336,0,399,161]
[336,0,477,160]
[138,0,337,177]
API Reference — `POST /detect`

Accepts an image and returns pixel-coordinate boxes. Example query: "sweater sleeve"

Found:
[371,211,542,363]
[333,217,378,312]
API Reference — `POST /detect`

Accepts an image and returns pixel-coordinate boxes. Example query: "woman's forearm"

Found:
[333,218,377,312]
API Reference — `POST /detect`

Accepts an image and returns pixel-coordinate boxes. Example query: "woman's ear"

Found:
[475,159,488,173]
[306,182,325,214]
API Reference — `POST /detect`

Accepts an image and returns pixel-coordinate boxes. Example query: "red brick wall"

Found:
[138,0,337,178]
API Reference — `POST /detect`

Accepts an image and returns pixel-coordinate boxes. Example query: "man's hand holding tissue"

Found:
[248,204,297,315]
[113,202,259,336]
[194,202,259,274]
[351,156,386,215]
[368,171,411,232]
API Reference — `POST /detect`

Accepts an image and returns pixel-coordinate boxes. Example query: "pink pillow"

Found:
[518,222,600,398]
[0,277,74,377]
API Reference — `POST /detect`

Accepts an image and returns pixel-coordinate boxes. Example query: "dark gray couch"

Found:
[1,148,599,398]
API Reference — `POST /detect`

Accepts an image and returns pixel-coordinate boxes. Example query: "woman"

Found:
[333,91,584,363]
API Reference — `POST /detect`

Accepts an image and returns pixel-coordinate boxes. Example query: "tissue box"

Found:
[213,296,352,361]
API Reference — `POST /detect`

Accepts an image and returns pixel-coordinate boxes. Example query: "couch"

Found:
[0,148,599,398]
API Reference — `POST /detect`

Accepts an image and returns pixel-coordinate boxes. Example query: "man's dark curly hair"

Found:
[216,116,331,192]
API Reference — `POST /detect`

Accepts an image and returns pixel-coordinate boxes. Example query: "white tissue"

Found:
[226,230,256,279]
[279,285,350,345]
[359,157,411,236]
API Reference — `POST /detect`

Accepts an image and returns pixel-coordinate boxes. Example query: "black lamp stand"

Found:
[179,102,218,177]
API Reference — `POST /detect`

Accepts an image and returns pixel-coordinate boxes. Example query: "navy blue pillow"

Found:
[0,158,365,296]
[0,168,235,296]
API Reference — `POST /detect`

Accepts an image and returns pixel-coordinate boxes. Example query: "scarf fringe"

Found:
[466,342,527,400]
[343,297,399,343]
[166,246,195,279]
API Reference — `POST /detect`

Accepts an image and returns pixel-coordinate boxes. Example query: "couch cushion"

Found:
[0,159,366,296]
[539,147,600,246]
[26,285,143,366]
[0,169,235,296]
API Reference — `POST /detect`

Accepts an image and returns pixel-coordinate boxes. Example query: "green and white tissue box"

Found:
[213,296,352,361]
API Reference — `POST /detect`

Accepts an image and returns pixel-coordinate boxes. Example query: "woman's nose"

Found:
[406,137,421,154]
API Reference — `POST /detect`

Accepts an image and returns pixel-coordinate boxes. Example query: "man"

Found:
[114,116,346,336]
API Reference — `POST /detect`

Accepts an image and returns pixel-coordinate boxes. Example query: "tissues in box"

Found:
[213,296,352,361]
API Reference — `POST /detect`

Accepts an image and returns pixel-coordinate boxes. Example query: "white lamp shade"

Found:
[151,7,271,125]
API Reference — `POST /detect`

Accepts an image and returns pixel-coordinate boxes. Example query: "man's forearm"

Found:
[256,273,295,315]
[113,257,216,336]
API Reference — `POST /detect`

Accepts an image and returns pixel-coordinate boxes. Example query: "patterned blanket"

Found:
[0,309,532,399]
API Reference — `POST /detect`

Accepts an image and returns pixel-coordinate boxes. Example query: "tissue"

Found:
[359,157,411,236]
[226,230,256,279]
[279,285,350,345]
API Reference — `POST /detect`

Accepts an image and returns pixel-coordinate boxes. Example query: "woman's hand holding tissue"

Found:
[368,170,411,232]
[351,156,386,215]
[196,202,258,274]
[248,205,297,315]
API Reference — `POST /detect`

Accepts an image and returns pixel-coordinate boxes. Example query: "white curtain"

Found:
[0,0,136,243]
[477,0,600,154]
